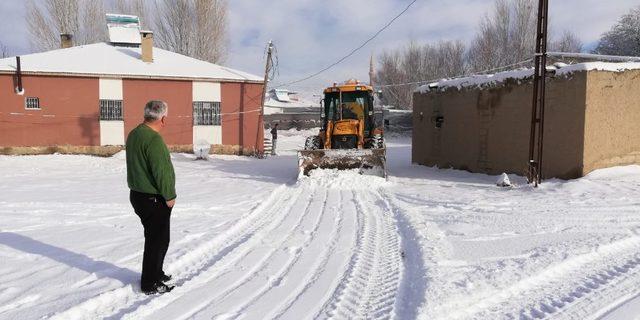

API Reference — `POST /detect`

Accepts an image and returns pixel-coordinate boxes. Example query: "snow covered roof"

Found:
[264,89,318,112]
[416,61,640,93]
[273,89,291,102]
[0,42,262,82]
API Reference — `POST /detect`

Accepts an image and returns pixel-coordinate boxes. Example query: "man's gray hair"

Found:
[144,100,168,122]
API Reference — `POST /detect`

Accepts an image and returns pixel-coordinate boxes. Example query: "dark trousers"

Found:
[129,190,172,290]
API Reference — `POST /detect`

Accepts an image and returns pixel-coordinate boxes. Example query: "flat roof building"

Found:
[412,62,640,179]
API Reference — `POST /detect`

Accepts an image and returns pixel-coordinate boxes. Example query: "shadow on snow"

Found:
[0,232,138,285]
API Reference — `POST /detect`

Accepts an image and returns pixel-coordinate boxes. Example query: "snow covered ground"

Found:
[2,129,640,319]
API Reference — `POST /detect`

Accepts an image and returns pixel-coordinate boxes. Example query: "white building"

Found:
[263,89,320,115]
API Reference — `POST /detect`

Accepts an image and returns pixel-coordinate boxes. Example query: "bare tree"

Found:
[194,0,228,64]
[24,0,230,64]
[26,0,77,51]
[594,6,640,56]
[154,0,229,64]
[26,0,107,52]
[467,0,537,72]
[402,41,423,86]
[376,40,467,109]
[551,30,583,53]
[468,0,587,71]
[114,0,150,29]
[378,50,409,109]
[0,40,8,58]
[426,41,467,80]
[80,1,107,44]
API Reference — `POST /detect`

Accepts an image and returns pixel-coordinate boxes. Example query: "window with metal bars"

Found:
[25,97,40,110]
[193,101,221,125]
[99,100,123,120]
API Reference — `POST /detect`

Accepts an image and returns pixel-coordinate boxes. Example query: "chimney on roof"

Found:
[60,33,73,49]
[141,31,153,63]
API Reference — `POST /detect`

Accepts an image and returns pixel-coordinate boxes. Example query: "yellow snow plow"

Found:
[299,80,386,177]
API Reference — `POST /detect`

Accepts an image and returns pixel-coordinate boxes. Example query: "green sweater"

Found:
[126,124,177,201]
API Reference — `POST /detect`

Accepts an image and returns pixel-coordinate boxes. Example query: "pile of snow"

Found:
[193,142,211,160]
[496,173,512,187]
[298,168,389,190]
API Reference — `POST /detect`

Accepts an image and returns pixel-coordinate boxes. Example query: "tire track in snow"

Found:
[559,255,640,320]
[211,188,342,320]
[455,236,640,320]
[119,185,312,319]
[591,271,640,320]
[257,189,355,320]
[50,185,302,320]
[315,189,403,320]
[154,186,402,320]
[51,179,405,319]
[379,190,429,320]
[137,186,328,319]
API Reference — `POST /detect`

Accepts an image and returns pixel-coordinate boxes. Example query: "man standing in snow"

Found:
[126,100,176,295]
[270,123,278,156]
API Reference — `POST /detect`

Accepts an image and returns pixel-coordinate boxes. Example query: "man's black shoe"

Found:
[142,282,175,295]
[160,273,172,282]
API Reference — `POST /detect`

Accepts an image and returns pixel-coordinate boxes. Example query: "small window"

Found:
[100,100,123,120]
[25,97,40,110]
[193,101,221,125]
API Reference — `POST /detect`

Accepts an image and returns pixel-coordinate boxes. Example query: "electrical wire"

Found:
[2,58,533,123]
[0,108,263,120]
[272,0,419,89]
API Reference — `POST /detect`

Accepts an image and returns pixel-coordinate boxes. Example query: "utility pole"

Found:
[260,40,274,118]
[369,53,375,87]
[527,0,549,187]
[257,40,274,157]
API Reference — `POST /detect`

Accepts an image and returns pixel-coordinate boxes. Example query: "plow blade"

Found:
[298,148,387,177]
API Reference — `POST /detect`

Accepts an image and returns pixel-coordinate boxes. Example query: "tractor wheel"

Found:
[366,134,385,149]
[304,136,323,150]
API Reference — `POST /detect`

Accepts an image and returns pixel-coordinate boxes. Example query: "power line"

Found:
[273,0,419,89]
[0,108,263,120]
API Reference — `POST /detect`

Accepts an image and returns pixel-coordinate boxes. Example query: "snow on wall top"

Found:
[0,42,262,82]
[416,61,640,93]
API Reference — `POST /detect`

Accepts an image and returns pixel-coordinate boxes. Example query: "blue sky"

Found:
[1,0,638,91]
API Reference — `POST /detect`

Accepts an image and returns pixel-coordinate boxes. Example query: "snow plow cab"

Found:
[299,80,386,177]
